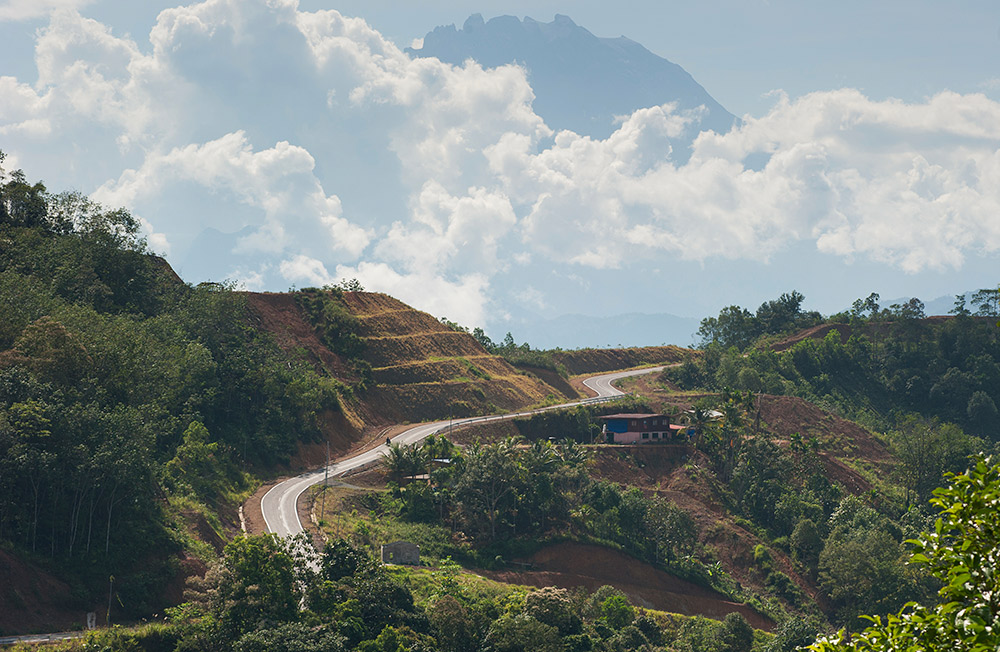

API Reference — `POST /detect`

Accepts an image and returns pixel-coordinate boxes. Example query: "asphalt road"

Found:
[261,366,665,538]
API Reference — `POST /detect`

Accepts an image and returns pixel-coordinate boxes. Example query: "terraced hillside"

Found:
[343,292,558,421]
[248,290,561,429]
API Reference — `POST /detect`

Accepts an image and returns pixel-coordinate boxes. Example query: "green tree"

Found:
[484,613,561,652]
[810,456,1000,651]
[645,497,697,566]
[600,594,635,630]
[818,498,915,626]
[195,534,303,641]
[970,287,1000,317]
[698,305,758,350]
[888,416,981,507]
[428,595,478,652]
[716,612,755,652]
[453,439,521,541]
[791,518,823,572]
[525,586,581,635]
[967,390,999,436]
[164,421,222,499]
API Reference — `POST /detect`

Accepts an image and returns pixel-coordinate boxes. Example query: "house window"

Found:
[642,433,649,439]
[652,432,660,439]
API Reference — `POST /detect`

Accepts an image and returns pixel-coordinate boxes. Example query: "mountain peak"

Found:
[463,13,484,32]
[408,14,737,141]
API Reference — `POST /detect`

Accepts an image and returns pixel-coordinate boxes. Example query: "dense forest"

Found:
[0,152,347,613]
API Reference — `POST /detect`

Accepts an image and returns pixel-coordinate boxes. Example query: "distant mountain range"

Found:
[505,312,701,350]
[408,13,738,141]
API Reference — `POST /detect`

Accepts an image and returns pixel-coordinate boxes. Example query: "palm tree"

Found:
[383,443,410,483]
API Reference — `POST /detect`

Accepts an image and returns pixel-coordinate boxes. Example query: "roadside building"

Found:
[381,540,420,565]
[597,413,688,444]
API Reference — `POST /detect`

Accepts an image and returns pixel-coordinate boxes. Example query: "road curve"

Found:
[261,366,665,538]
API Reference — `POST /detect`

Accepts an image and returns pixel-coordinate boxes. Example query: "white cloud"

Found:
[516,286,546,311]
[333,261,491,327]
[485,90,1000,273]
[375,181,516,275]
[279,254,335,287]
[0,0,94,22]
[92,132,372,260]
[0,77,51,136]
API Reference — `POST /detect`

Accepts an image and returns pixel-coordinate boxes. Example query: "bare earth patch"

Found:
[485,542,773,631]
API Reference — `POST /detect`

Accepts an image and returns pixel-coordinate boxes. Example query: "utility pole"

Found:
[107,575,114,626]
[320,441,329,525]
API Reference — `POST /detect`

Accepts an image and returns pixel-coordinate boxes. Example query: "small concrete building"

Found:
[381,540,420,565]
[597,413,687,444]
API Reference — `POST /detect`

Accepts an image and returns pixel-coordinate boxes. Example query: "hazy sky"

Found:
[2,0,999,339]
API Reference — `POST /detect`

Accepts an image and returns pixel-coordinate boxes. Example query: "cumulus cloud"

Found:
[334,261,491,327]
[489,90,1000,273]
[2,0,1000,328]
[376,181,517,275]
[93,131,372,261]
[0,76,50,136]
[279,254,336,287]
[0,0,94,22]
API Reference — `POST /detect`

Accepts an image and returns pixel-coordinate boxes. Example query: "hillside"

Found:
[397,382,892,624]
[247,290,562,430]
[767,317,957,353]
[345,292,558,421]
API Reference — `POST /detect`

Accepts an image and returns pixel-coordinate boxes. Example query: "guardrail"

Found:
[1,631,85,646]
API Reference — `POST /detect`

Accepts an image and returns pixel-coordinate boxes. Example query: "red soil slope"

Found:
[486,542,772,631]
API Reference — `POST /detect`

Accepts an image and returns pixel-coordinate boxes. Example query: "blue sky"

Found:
[1,0,999,342]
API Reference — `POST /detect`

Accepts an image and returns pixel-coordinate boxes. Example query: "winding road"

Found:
[261,366,665,538]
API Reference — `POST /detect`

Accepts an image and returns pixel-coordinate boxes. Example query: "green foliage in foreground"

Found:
[810,455,1000,651]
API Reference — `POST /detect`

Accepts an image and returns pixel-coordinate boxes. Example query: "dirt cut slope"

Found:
[0,550,90,635]
[245,292,357,381]
[486,542,772,631]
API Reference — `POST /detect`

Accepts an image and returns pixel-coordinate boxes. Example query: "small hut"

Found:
[381,540,420,565]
